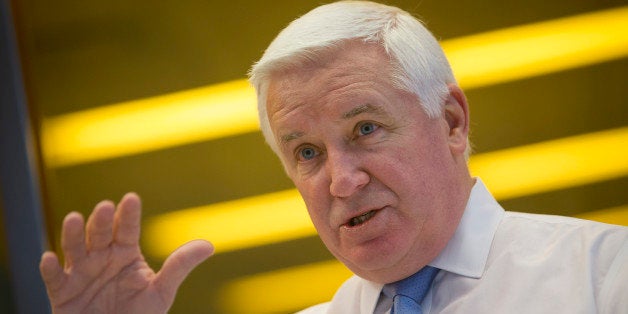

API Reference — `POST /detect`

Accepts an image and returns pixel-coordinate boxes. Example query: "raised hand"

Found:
[40,193,214,314]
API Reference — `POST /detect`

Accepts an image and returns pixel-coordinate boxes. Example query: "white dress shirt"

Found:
[298,179,628,313]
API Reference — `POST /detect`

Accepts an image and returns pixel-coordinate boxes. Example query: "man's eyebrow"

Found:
[280,131,305,144]
[342,104,387,119]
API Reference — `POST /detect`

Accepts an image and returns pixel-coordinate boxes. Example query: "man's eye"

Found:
[298,147,318,160]
[358,122,378,136]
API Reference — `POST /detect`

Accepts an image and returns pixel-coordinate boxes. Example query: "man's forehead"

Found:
[266,65,389,118]
[265,42,400,141]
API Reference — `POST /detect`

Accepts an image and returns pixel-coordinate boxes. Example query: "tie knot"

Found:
[393,266,439,303]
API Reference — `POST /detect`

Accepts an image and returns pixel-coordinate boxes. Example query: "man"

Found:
[40,1,627,313]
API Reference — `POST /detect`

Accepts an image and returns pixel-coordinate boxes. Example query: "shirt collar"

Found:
[428,178,504,278]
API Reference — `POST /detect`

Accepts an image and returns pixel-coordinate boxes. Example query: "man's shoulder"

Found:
[500,211,627,238]
[492,211,627,273]
[433,211,627,312]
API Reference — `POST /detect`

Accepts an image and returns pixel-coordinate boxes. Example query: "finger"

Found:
[61,212,86,267]
[40,251,66,294]
[85,200,115,251]
[153,240,214,303]
[113,192,142,246]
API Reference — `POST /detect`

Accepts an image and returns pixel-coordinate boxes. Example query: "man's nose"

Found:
[327,149,370,198]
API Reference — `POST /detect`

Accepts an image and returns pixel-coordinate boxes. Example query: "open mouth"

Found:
[346,210,377,227]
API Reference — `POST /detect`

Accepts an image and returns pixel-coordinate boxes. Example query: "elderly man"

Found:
[40,1,627,313]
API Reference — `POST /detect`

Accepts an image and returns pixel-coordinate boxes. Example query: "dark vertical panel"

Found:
[0,0,50,313]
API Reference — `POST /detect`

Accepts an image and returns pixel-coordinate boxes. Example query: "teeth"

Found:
[349,210,376,227]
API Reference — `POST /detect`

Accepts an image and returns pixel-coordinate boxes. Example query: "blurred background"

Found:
[1,0,627,313]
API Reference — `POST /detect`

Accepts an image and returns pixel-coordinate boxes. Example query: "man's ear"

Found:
[443,84,470,156]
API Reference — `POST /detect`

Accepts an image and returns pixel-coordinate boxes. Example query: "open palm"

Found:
[40,193,214,314]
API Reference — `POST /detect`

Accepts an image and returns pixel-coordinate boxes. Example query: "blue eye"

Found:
[299,147,317,160]
[358,122,377,135]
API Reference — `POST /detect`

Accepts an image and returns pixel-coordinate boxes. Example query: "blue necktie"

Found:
[390,266,439,314]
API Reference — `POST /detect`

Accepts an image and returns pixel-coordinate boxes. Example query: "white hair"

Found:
[249,0,461,155]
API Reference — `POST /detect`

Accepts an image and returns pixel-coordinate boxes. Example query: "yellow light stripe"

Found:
[143,189,313,257]
[41,6,628,168]
[143,127,628,259]
[443,6,628,89]
[218,260,353,314]
[469,127,628,200]
[574,205,628,226]
[41,80,258,167]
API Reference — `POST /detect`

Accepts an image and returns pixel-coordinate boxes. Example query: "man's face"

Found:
[266,42,471,283]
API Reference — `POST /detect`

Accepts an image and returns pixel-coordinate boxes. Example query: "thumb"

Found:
[153,239,214,303]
